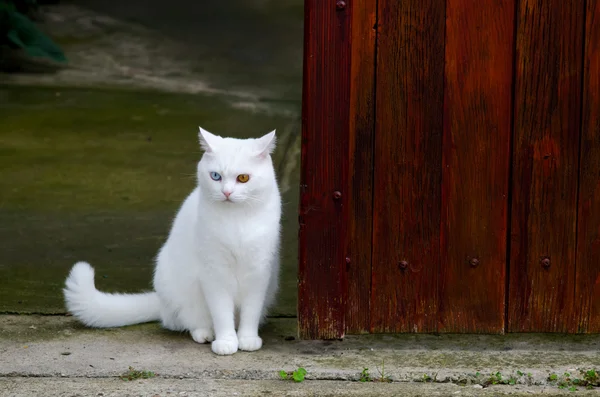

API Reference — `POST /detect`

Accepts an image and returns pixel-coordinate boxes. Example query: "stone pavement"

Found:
[1,315,599,396]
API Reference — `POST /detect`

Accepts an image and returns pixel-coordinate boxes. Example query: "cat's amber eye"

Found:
[237,174,250,183]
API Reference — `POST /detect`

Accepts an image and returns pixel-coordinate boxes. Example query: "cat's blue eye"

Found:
[209,172,222,181]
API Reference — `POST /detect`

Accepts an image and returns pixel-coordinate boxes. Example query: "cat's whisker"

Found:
[246,196,264,203]
[248,198,264,209]
[241,197,262,210]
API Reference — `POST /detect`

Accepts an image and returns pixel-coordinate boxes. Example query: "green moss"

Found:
[119,366,156,381]
[0,85,291,211]
[0,85,299,316]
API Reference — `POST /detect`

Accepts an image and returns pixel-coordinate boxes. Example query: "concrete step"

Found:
[1,315,598,396]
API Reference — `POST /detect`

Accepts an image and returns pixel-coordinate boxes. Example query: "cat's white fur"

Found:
[63,127,281,356]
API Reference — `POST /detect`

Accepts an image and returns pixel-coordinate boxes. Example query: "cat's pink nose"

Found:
[223,191,232,198]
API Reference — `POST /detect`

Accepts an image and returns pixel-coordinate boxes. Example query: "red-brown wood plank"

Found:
[576,0,600,333]
[509,0,585,333]
[346,0,377,334]
[370,0,446,333]
[298,0,351,339]
[439,0,514,333]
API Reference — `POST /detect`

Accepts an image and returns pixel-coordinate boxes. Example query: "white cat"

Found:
[63,127,281,356]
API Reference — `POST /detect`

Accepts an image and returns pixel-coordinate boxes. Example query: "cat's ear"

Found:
[255,130,276,158]
[198,127,220,153]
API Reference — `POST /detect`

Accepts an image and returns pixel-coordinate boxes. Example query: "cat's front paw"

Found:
[191,328,214,344]
[211,337,238,355]
[238,335,262,352]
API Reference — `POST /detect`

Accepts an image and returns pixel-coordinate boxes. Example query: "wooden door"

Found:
[299,0,600,339]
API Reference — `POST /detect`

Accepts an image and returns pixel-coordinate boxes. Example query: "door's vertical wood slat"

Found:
[371,0,446,333]
[439,0,514,333]
[346,0,377,334]
[509,0,585,333]
[299,0,351,339]
[576,0,600,333]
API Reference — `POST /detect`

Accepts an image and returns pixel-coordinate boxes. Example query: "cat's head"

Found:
[196,127,278,205]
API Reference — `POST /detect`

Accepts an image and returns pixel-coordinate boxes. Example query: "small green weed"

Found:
[279,367,307,383]
[547,369,599,391]
[293,368,307,382]
[358,360,392,383]
[119,366,156,381]
[359,368,371,382]
[485,372,503,386]
[584,369,599,385]
[482,371,519,386]
[375,359,392,383]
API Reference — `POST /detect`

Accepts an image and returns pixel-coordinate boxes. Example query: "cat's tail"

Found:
[63,261,160,328]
